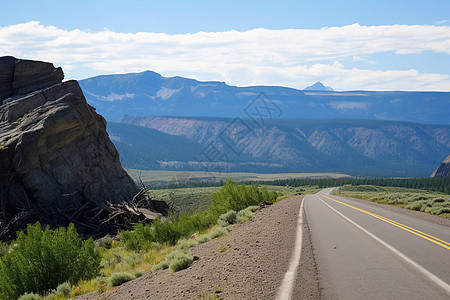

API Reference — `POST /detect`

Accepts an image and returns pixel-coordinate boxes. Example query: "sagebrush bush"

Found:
[177,238,198,250]
[168,252,194,272]
[247,206,260,212]
[108,272,134,287]
[18,293,41,300]
[218,210,237,227]
[237,209,253,223]
[151,249,194,272]
[56,282,71,296]
[195,234,211,244]
[0,222,101,300]
[151,260,169,271]
[209,226,229,239]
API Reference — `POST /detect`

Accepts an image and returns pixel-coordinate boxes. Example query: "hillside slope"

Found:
[107,122,204,170]
[116,116,450,177]
[431,155,450,177]
[80,71,449,124]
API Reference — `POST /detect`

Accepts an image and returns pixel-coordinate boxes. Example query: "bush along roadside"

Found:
[334,185,450,217]
[120,178,281,251]
[0,222,100,300]
[0,179,282,299]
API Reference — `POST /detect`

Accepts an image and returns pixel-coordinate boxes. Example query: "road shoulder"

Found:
[78,195,320,299]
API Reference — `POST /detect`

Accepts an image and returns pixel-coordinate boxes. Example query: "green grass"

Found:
[334,185,450,218]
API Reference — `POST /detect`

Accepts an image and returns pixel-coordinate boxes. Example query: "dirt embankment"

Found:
[77,195,320,299]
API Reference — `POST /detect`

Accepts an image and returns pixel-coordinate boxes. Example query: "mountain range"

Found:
[79,71,449,124]
[78,70,449,177]
[110,116,450,177]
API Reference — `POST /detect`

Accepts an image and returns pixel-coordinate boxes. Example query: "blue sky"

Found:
[1,0,449,91]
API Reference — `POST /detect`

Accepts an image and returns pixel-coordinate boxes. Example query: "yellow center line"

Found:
[320,194,450,250]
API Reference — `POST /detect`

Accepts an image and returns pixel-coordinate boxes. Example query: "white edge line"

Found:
[315,195,450,295]
[275,197,305,300]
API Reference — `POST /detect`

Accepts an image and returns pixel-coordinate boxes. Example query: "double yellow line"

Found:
[320,195,450,250]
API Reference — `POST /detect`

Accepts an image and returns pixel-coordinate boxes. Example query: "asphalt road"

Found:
[304,188,450,300]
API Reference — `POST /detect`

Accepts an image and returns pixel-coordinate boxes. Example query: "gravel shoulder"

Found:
[77,195,320,299]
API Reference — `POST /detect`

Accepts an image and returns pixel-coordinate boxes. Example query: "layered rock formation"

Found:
[431,155,450,177]
[0,57,163,239]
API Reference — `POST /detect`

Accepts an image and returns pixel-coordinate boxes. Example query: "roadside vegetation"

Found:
[259,177,450,194]
[147,184,317,214]
[0,179,282,299]
[334,185,450,218]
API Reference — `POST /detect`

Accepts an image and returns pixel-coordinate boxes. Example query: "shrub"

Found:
[209,179,280,217]
[237,208,254,223]
[55,282,71,296]
[0,222,101,300]
[247,206,260,212]
[436,207,450,215]
[195,234,211,244]
[151,250,194,273]
[96,235,114,249]
[177,238,198,250]
[218,210,237,227]
[108,272,134,287]
[208,227,228,239]
[18,293,41,300]
[168,252,194,272]
[120,223,153,251]
[151,260,169,272]
[121,179,280,251]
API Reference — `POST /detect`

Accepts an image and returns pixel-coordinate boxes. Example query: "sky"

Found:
[1,0,450,91]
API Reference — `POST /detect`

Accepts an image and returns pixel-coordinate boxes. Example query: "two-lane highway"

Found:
[304,188,450,299]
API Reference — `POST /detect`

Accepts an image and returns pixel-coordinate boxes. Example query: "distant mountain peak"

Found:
[304,81,334,91]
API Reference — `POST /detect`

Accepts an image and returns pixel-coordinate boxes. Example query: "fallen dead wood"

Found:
[0,188,169,240]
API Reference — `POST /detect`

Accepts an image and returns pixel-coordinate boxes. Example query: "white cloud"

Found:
[1,22,449,91]
[436,20,449,24]
[352,56,376,64]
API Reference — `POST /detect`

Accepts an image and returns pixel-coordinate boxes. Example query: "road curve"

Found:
[304,188,450,300]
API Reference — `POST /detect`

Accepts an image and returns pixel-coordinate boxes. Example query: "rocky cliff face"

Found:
[0,57,150,239]
[431,155,450,177]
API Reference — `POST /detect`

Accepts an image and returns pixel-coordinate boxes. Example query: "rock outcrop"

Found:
[0,57,165,239]
[431,155,450,177]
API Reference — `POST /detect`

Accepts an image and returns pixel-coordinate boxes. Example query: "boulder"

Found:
[0,57,162,239]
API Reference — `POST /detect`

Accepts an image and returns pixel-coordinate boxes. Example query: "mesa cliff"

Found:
[0,57,164,239]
